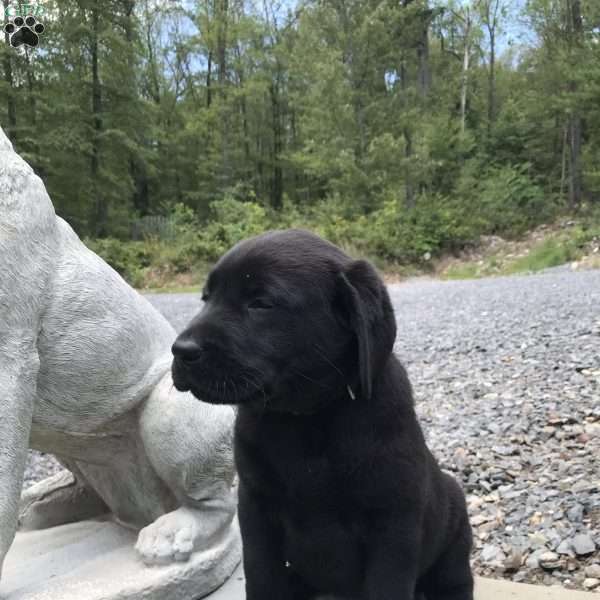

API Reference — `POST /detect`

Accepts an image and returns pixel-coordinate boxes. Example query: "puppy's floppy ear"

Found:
[336,259,396,400]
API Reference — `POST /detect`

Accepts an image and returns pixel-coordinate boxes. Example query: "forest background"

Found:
[2,0,599,288]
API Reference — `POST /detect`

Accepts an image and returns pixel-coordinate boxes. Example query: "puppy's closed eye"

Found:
[247,298,274,310]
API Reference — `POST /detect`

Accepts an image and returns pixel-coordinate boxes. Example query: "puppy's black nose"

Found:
[172,338,202,363]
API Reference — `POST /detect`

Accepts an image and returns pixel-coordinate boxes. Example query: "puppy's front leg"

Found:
[363,517,420,600]
[238,483,312,600]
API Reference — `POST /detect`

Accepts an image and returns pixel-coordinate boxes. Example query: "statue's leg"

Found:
[135,374,237,565]
[0,339,37,580]
[64,418,179,531]
[19,460,108,531]
[1,122,60,580]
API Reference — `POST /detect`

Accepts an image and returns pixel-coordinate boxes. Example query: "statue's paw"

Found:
[135,507,199,566]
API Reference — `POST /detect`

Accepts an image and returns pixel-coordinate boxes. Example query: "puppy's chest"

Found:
[238,416,365,592]
[262,431,364,591]
[261,438,340,505]
[240,415,353,505]
[269,431,342,505]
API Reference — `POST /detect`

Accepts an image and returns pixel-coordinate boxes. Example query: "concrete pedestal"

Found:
[0,518,241,600]
[2,520,597,600]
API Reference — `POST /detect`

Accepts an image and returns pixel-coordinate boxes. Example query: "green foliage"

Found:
[357,194,476,262]
[87,195,600,289]
[1,0,598,285]
[88,199,271,286]
[197,197,270,260]
[504,238,577,274]
[156,198,270,270]
[456,163,548,236]
[85,238,152,288]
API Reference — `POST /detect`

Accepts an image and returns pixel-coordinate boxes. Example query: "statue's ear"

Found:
[335,260,396,401]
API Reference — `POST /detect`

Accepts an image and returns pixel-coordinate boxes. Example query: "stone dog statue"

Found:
[0,125,239,587]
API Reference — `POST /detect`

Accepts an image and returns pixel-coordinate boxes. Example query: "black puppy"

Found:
[172,229,473,600]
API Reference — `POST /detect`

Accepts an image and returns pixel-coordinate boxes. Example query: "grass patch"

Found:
[140,284,201,295]
[441,214,600,280]
[444,263,482,280]
[503,239,578,274]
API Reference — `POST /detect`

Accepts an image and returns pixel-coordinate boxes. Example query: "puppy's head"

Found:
[172,229,396,413]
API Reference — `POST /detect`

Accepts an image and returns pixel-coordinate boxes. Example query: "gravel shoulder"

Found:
[24,269,600,592]
[388,270,600,592]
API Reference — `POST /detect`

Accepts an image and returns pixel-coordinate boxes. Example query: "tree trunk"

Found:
[400,58,415,209]
[567,114,582,209]
[570,0,583,36]
[566,0,583,208]
[122,0,149,217]
[269,78,283,210]
[482,0,500,135]
[206,50,213,107]
[24,49,36,127]
[216,0,228,88]
[236,59,251,175]
[402,0,431,99]
[143,0,161,104]
[290,106,302,201]
[460,13,472,134]
[2,0,17,143]
[256,121,265,200]
[90,1,107,236]
[215,0,230,190]
[23,47,44,176]
[404,127,415,209]
[560,123,568,201]
[417,14,431,98]
[487,28,495,134]
[131,160,150,216]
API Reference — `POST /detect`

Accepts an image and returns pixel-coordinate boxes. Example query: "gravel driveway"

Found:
[24,269,600,591]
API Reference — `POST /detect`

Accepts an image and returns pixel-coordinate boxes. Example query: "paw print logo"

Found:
[4,15,45,48]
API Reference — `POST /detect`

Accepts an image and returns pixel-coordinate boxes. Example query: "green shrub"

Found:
[358,193,481,263]
[480,164,547,234]
[85,237,152,287]
[504,238,578,274]
[84,178,591,289]
[198,196,270,260]
[456,161,550,236]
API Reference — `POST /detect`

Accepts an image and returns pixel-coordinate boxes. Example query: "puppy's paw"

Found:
[135,508,199,565]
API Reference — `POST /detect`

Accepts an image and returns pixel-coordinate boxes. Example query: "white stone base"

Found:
[4,520,597,600]
[0,517,242,600]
